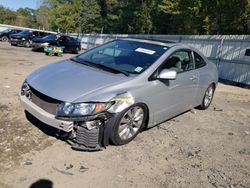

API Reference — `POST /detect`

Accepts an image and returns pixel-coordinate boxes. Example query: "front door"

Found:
[149,50,198,124]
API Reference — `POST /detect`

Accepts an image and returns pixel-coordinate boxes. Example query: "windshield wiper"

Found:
[70,57,93,67]
[71,58,129,76]
[78,59,130,77]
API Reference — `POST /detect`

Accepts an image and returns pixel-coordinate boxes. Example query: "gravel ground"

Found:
[0,42,249,188]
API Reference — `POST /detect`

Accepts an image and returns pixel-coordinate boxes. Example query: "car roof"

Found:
[120,38,177,48]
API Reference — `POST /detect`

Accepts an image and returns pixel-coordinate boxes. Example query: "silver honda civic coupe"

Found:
[20,38,218,151]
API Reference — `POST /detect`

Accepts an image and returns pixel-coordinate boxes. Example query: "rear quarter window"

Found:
[194,52,206,69]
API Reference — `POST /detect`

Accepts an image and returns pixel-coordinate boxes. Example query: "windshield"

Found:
[18,30,31,35]
[76,40,169,75]
[42,34,56,40]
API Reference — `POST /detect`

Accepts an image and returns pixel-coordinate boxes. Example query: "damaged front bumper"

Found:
[20,95,117,151]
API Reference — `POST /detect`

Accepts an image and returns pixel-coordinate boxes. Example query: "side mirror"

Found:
[157,69,177,80]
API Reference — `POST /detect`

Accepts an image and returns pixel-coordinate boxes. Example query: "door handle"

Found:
[190,76,197,81]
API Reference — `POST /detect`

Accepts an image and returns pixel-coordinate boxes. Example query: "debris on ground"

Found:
[65,164,73,170]
[79,165,88,173]
[23,160,32,166]
[213,107,223,111]
[52,166,73,176]
[190,109,197,114]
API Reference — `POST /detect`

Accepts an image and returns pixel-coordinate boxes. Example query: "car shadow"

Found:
[25,110,58,138]
[29,179,53,188]
[145,109,192,131]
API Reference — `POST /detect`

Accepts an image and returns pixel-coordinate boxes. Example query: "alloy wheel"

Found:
[118,106,144,141]
[204,86,214,107]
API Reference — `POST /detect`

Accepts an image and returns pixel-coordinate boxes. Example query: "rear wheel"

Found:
[198,84,215,110]
[1,36,8,42]
[73,47,79,54]
[111,104,147,145]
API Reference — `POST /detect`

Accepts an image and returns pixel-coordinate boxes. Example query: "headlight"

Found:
[22,38,26,40]
[41,42,49,46]
[56,102,114,117]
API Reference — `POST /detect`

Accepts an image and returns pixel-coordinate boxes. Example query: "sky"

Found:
[0,0,38,10]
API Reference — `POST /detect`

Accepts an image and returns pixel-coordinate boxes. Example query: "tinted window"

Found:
[10,30,17,34]
[11,30,21,34]
[162,50,194,73]
[42,34,56,40]
[40,32,48,37]
[77,40,169,74]
[245,49,250,56]
[194,52,206,69]
[69,37,77,42]
[18,30,31,35]
[32,31,39,36]
[58,36,67,42]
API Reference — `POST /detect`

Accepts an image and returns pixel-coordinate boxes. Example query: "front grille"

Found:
[29,86,60,115]
[76,126,99,148]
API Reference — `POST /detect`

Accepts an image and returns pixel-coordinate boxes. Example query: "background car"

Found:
[31,34,57,51]
[10,30,50,47]
[20,38,218,151]
[0,28,22,42]
[32,34,81,54]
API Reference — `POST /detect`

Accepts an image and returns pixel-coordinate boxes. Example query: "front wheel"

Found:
[111,104,147,145]
[198,84,215,110]
[25,40,31,47]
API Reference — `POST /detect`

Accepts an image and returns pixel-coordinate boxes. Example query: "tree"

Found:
[1,0,250,34]
[48,1,77,33]
[98,0,124,33]
[159,0,204,34]
[74,0,101,33]
[16,8,38,28]
[0,6,17,25]
[37,6,50,30]
[118,0,155,34]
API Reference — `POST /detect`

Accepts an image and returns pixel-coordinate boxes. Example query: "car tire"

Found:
[111,104,147,145]
[25,40,31,48]
[1,36,8,42]
[73,47,79,54]
[198,84,215,110]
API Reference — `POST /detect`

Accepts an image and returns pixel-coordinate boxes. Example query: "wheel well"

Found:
[137,103,150,130]
[211,82,216,89]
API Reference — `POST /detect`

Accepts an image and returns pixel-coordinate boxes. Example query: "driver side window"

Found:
[162,50,194,73]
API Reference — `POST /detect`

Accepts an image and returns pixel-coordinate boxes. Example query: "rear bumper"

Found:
[31,43,44,51]
[20,94,73,132]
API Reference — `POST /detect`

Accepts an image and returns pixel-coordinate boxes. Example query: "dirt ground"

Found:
[0,42,249,188]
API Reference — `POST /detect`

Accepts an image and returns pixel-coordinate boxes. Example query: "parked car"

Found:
[20,38,218,151]
[0,29,22,42]
[10,30,50,47]
[32,34,81,53]
[31,34,57,51]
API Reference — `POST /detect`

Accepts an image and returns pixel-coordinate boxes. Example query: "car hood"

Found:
[27,60,131,102]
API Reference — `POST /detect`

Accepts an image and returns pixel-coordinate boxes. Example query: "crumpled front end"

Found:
[20,82,135,151]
